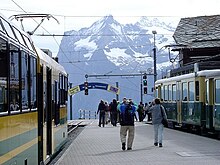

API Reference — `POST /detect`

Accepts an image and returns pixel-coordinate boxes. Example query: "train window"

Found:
[182,82,187,101]
[164,85,168,101]
[64,76,68,101]
[189,81,195,101]
[1,18,16,40]
[30,56,37,109]
[0,39,8,115]
[23,35,33,51]
[12,27,26,47]
[155,86,159,98]
[43,81,47,123]
[205,81,209,103]
[54,81,60,125]
[0,18,4,32]
[195,81,199,101]
[9,46,20,113]
[172,84,177,101]
[55,81,59,103]
[59,74,65,105]
[215,79,220,103]
[168,84,171,101]
[161,86,164,100]
[0,39,7,77]
[0,84,7,114]
[176,81,180,101]
[21,52,29,110]
[59,74,64,89]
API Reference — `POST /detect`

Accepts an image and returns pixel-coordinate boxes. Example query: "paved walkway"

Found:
[55,120,220,165]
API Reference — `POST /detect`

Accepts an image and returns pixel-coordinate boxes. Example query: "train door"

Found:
[205,79,214,130]
[46,67,52,156]
[37,65,44,164]
[214,79,220,131]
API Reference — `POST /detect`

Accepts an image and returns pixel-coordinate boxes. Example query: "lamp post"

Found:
[69,83,73,120]
[152,30,157,84]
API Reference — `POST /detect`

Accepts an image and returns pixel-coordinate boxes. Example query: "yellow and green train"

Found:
[0,13,68,164]
[155,69,220,136]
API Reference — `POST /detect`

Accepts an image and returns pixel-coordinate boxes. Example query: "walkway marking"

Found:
[176,151,220,157]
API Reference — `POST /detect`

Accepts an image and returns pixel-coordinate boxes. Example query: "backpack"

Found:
[120,104,134,126]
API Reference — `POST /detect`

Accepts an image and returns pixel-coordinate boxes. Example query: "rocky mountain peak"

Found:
[57,15,179,119]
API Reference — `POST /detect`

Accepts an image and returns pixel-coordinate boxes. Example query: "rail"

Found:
[67,120,83,134]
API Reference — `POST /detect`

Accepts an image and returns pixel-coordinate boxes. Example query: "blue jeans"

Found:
[154,124,164,144]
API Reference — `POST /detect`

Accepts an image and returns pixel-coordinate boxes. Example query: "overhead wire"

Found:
[7,0,176,77]
[9,0,89,74]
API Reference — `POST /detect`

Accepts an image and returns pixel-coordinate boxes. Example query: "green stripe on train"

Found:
[0,128,37,155]
[2,143,38,165]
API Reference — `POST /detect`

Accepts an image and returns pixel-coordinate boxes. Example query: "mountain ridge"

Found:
[57,15,179,119]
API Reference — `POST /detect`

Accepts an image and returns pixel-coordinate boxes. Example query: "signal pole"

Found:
[152,30,157,83]
[69,83,73,120]
[140,75,143,103]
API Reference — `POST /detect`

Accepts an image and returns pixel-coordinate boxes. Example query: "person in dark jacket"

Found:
[118,100,137,150]
[148,98,167,147]
[109,99,118,126]
[97,100,106,127]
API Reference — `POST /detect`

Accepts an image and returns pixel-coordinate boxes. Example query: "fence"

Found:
[79,109,97,119]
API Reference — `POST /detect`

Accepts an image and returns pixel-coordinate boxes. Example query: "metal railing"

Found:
[79,109,97,119]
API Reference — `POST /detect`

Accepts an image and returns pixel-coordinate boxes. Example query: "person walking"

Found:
[147,102,153,121]
[148,98,167,147]
[109,99,118,126]
[97,100,106,127]
[118,100,137,150]
[137,102,144,122]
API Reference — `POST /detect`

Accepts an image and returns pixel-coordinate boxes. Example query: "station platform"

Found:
[54,120,220,165]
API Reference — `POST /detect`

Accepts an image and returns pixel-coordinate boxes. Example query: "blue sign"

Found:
[79,82,108,90]
[68,82,120,95]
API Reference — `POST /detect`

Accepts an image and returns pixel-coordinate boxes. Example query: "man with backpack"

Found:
[118,99,137,150]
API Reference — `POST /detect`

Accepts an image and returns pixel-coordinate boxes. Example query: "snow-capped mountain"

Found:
[57,15,179,119]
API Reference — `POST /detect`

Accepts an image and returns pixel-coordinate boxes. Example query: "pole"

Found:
[152,30,157,83]
[153,46,156,83]
[140,74,143,103]
[69,83,72,120]
[116,82,119,101]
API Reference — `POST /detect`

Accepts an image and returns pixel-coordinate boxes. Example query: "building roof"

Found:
[173,15,220,48]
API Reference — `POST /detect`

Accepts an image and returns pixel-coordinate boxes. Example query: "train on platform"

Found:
[0,13,68,165]
[155,68,220,137]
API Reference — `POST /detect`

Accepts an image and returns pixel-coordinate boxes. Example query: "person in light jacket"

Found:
[148,98,167,147]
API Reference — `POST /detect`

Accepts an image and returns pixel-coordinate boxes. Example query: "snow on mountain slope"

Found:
[57,15,179,119]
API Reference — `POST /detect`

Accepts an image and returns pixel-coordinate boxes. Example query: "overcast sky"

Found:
[1,0,220,55]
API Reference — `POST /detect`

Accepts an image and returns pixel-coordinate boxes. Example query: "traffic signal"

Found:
[143,74,147,79]
[84,81,89,95]
[143,79,147,86]
[144,87,147,94]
